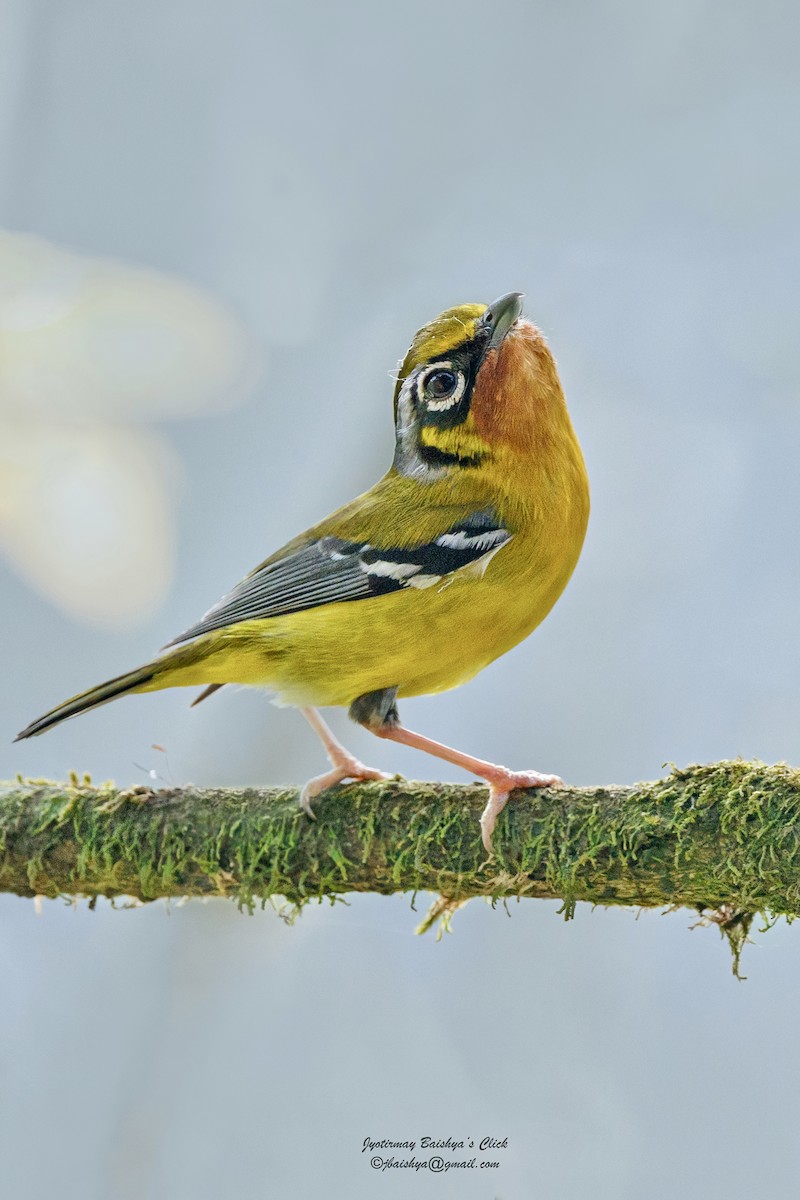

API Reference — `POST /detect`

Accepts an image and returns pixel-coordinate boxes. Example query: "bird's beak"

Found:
[484,292,524,349]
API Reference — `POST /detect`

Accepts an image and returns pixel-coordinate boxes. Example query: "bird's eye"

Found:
[426,369,457,398]
[419,365,465,412]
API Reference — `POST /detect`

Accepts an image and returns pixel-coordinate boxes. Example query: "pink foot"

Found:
[298,706,393,817]
[478,768,563,853]
[371,720,563,855]
[299,756,392,818]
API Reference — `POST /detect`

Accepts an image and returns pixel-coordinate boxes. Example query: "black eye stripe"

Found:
[393,333,493,476]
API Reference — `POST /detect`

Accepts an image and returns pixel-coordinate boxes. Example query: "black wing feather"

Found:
[167,510,510,646]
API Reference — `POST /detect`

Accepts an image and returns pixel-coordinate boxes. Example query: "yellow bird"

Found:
[16,293,590,851]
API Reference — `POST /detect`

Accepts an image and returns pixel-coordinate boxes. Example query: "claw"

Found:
[299,759,392,818]
[478,770,563,853]
[97,783,158,814]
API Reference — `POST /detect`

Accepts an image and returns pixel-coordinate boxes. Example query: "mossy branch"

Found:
[2,762,800,935]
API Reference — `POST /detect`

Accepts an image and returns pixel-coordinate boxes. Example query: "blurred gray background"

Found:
[1,1,799,1197]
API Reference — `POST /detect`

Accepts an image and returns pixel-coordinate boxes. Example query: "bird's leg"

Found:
[298,706,392,818]
[371,722,562,853]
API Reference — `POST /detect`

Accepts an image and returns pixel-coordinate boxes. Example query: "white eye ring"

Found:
[417,362,466,412]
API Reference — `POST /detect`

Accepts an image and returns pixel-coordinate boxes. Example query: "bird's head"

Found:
[392,293,574,487]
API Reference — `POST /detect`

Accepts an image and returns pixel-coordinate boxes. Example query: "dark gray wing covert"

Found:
[167,510,511,646]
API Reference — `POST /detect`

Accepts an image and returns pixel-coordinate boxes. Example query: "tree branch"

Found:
[2,762,799,933]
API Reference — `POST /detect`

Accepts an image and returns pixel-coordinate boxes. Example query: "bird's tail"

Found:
[14,643,207,741]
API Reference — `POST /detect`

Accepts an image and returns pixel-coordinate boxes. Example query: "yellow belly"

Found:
[169,528,584,709]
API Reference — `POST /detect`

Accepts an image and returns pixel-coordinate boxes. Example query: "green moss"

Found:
[3,761,800,974]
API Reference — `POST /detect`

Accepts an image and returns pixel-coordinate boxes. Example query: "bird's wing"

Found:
[166,509,511,646]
